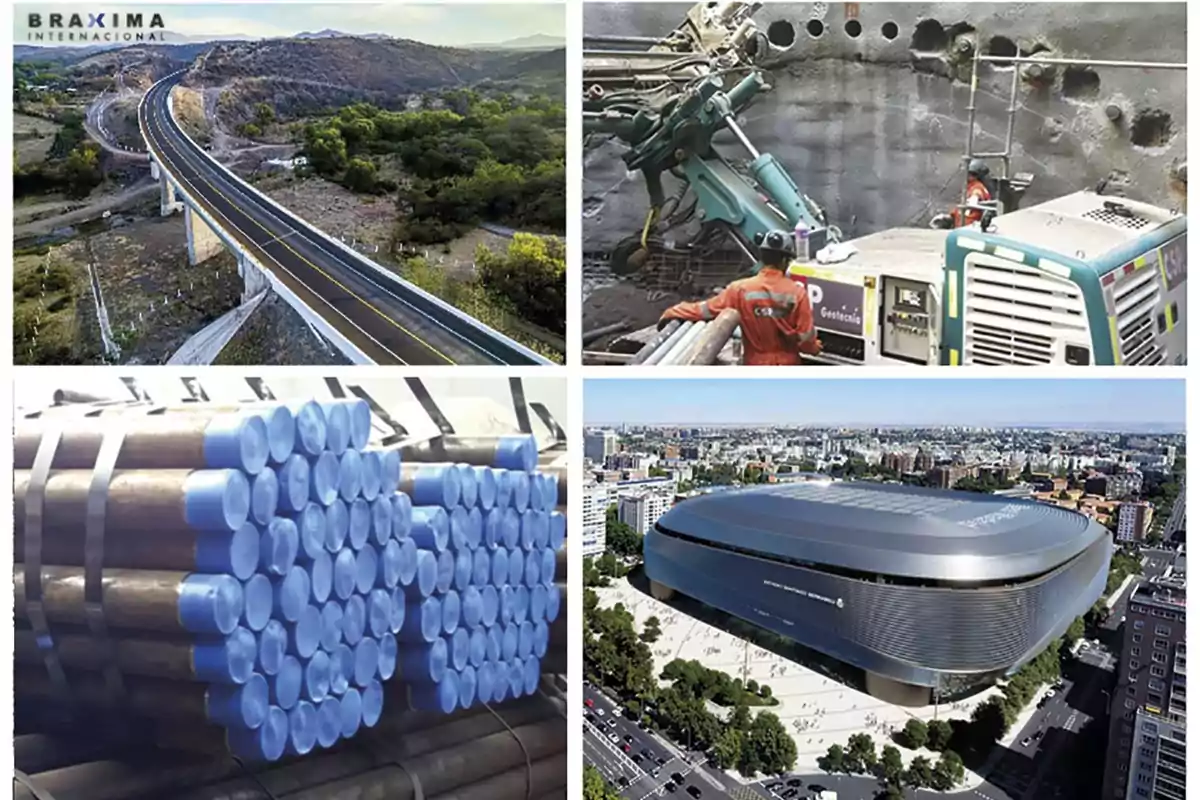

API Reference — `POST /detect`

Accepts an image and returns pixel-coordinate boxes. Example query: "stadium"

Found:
[643,481,1112,706]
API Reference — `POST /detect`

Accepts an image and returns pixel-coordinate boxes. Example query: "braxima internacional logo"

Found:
[25,11,170,43]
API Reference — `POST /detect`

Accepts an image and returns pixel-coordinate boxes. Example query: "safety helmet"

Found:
[967,158,990,179]
[758,229,795,259]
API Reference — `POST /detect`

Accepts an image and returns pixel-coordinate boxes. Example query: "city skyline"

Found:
[584,378,1186,431]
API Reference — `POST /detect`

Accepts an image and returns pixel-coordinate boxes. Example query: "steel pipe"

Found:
[681,308,740,364]
[658,319,708,365]
[14,733,128,776]
[428,753,568,800]
[640,320,692,366]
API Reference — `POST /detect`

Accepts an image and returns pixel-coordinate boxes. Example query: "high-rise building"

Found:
[584,430,618,464]
[581,483,610,557]
[1101,572,1187,800]
[617,488,674,536]
[1117,502,1155,544]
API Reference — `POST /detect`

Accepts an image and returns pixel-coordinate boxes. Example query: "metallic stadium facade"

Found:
[644,482,1112,705]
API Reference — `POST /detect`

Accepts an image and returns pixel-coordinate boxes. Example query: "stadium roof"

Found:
[655,481,1108,582]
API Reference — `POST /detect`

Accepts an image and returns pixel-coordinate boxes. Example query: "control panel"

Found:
[881,276,937,364]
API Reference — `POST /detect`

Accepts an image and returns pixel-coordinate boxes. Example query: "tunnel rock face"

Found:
[582,2,1187,261]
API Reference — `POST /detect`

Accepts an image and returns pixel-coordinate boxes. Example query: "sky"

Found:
[584,378,1186,430]
[15,3,564,47]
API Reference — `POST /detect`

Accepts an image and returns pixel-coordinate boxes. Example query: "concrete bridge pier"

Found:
[155,158,182,216]
[185,203,224,266]
[238,252,271,301]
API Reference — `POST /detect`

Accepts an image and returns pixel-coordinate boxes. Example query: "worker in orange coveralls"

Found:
[933,159,995,229]
[658,229,822,365]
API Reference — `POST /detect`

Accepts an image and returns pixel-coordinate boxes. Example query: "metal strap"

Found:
[324,377,347,399]
[396,760,425,800]
[482,702,533,800]
[13,770,60,800]
[84,418,130,706]
[246,377,275,401]
[23,425,70,703]
[119,377,146,401]
[529,403,566,445]
[404,378,455,436]
[509,379,533,435]
[181,377,209,402]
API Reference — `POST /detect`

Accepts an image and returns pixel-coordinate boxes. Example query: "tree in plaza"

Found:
[1066,616,1086,644]
[879,744,905,785]
[759,684,773,699]
[729,703,752,731]
[926,719,953,751]
[641,615,662,644]
[711,727,743,769]
[900,718,928,750]
[930,750,966,790]
[741,711,797,775]
[846,733,878,774]
[904,755,934,789]
[971,696,1009,744]
[818,743,846,773]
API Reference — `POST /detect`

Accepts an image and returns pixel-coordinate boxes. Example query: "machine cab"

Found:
[786,228,947,366]
[941,191,1187,366]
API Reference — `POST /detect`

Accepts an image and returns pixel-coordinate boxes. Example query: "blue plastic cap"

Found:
[380,539,402,589]
[378,632,398,680]
[320,601,344,652]
[499,586,515,625]
[354,637,380,687]
[471,549,490,588]
[466,507,483,551]
[506,547,524,586]
[286,700,318,756]
[184,469,250,533]
[462,586,483,629]
[449,506,470,551]
[391,492,412,540]
[273,566,310,623]
[194,523,257,581]
[469,628,487,668]
[397,539,419,590]
[411,506,449,552]
[304,649,331,703]
[549,511,566,551]
[179,573,243,635]
[290,400,327,457]
[482,508,502,551]
[474,467,497,511]
[339,686,363,739]
[341,399,371,451]
[510,471,530,513]
[508,657,525,698]
[495,434,536,473]
[399,596,441,644]
[316,696,342,748]
[533,620,549,659]
[523,655,541,695]
[388,588,406,635]
[523,550,541,587]
[436,673,459,714]
[441,590,461,636]
[324,499,349,553]
[457,464,478,509]
[490,549,509,587]
[321,402,351,456]
[361,679,384,728]
[310,452,340,507]
[501,508,521,550]
[533,511,550,550]
[451,628,470,671]
[545,584,560,623]
[333,547,357,601]
[411,466,460,509]
[477,662,495,705]
[513,585,530,624]
[289,604,322,659]
[295,503,327,562]
[381,449,402,497]
[277,455,311,514]
[485,627,502,664]
[309,550,333,604]
[258,405,296,466]
[480,585,499,628]
[229,705,288,762]
[337,448,363,503]
[250,468,279,526]
[241,574,273,632]
[355,546,378,595]
[435,549,454,595]
[367,588,391,639]
[519,511,537,552]
[204,413,269,475]
[270,655,303,710]
[347,498,371,550]
[492,662,510,703]
[360,450,382,502]
[259,516,298,577]
[454,550,472,592]
[494,469,513,510]
[369,497,393,548]
[458,665,478,710]
[518,620,534,659]
[206,672,268,728]
[343,594,367,646]
[329,646,352,697]
[501,624,518,662]
[257,619,287,676]
[530,584,547,624]
[528,475,543,514]
[540,548,557,586]
[414,549,437,598]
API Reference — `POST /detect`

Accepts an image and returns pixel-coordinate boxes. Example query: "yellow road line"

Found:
[146,86,453,364]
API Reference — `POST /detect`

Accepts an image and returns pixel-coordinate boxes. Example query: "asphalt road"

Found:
[140,74,539,365]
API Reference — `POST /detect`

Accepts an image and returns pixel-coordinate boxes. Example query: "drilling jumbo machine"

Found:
[583,2,1187,366]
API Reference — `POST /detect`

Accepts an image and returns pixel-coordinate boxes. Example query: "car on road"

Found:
[595,707,605,716]
[656,756,667,766]
[686,786,702,798]
[787,779,802,787]
[585,698,594,708]
[622,743,631,753]
[624,734,634,744]
[767,783,783,791]
[617,776,629,788]
[1021,735,1034,747]
[782,790,798,799]
[608,719,618,729]
[665,782,677,793]
[633,754,643,764]
[1033,729,1046,742]
[609,733,620,744]
[641,748,652,758]
[671,772,685,784]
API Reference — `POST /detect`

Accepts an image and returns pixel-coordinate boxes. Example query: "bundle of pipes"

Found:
[14,399,566,767]
[628,308,741,366]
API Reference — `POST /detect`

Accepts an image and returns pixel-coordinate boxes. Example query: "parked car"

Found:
[687,786,702,798]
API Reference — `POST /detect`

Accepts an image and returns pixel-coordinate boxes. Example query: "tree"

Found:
[746,679,760,694]
[879,744,904,785]
[900,718,928,750]
[759,684,772,699]
[254,102,275,126]
[475,233,566,336]
[711,727,742,769]
[640,616,661,644]
[931,750,965,790]
[741,711,797,775]
[605,506,643,558]
[344,157,377,192]
[971,696,1009,745]
[584,764,621,800]
[876,787,906,800]
[846,733,877,774]
[904,755,934,789]
[926,719,953,752]
[817,743,846,773]
[1066,615,1086,645]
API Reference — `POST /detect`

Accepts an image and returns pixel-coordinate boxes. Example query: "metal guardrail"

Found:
[141,71,552,366]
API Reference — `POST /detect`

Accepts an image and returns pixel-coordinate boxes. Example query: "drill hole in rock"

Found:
[986,35,1018,59]
[1130,108,1173,147]
[911,18,947,51]
[881,21,899,40]
[1062,66,1101,99]
[844,19,863,38]
[806,18,825,38]
[767,20,796,48]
